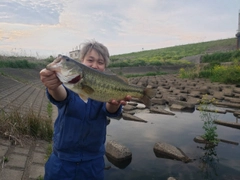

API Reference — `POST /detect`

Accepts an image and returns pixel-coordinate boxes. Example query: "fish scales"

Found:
[78,64,144,101]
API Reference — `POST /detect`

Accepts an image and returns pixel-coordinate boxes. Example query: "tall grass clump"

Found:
[210,62,240,84]
[179,65,201,79]
[198,95,219,145]
[0,108,53,142]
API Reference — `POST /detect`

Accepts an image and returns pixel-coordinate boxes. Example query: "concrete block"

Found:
[29,164,45,179]
[13,147,30,155]
[7,154,27,168]
[32,152,46,164]
[0,168,23,180]
[0,145,8,157]
[0,138,11,146]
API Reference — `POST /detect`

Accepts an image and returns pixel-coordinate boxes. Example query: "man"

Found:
[40,40,131,180]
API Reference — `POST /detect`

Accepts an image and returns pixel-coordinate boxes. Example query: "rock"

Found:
[122,113,147,123]
[213,101,240,109]
[167,177,176,180]
[196,106,226,114]
[233,87,240,94]
[214,120,240,129]
[127,102,138,106]
[153,142,191,163]
[213,91,225,100]
[198,85,210,94]
[170,104,185,111]
[224,97,240,103]
[151,98,166,105]
[222,88,234,97]
[188,90,201,98]
[106,140,132,161]
[187,96,200,105]
[193,136,208,144]
[123,104,137,111]
[194,135,239,145]
[136,103,146,109]
[233,110,240,118]
[167,99,195,109]
[122,110,135,115]
[150,107,175,115]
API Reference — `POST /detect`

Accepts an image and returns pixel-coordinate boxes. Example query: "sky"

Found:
[0,0,240,58]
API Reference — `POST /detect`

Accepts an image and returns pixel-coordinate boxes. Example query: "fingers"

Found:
[109,95,132,106]
[40,68,62,90]
[124,95,132,101]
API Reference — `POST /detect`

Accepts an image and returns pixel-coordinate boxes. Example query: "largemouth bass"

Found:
[46,55,156,107]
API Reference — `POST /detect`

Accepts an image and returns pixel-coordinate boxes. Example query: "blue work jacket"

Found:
[47,87,122,162]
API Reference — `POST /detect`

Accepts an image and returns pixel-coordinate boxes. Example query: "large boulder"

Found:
[153,142,192,163]
[105,140,132,161]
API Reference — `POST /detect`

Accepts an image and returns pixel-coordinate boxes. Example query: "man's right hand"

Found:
[40,68,62,90]
[40,68,67,101]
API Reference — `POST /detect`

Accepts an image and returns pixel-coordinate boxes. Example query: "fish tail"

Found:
[140,88,156,108]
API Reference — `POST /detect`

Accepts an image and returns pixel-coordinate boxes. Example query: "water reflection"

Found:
[198,145,219,180]
[105,110,240,180]
[105,154,132,169]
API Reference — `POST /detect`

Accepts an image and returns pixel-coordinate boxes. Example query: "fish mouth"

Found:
[68,75,81,84]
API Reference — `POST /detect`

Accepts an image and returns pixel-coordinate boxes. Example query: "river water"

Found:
[104,107,240,180]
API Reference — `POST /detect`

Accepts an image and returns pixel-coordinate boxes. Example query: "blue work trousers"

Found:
[44,153,104,180]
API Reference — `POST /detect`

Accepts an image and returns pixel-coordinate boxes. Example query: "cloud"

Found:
[0,0,64,25]
[0,0,239,57]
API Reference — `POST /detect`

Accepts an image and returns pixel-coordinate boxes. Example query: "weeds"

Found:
[0,108,53,142]
[179,62,240,84]
[179,66,200,79]
[0,59,37,69]
[45,143,53,160]
[36,175,44,180]
[198,95,219,145]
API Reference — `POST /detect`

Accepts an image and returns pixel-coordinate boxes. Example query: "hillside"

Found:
[109,38,236,67]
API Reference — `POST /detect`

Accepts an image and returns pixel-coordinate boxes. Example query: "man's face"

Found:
[82,49,105,72]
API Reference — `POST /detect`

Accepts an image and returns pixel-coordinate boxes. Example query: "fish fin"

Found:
[79,93,88,103]
[82,85,94,94]
[77,85,94,103]
[116,75,129,84]
[140,88,157,108]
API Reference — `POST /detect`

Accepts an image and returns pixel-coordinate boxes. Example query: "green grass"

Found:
[109,38,236,67]
[0,59,37,68]
[201,50,240,63]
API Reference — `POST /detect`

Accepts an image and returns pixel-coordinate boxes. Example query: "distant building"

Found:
[69,45,81,60]
[69,49,81,60]
[236,10,240,49]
